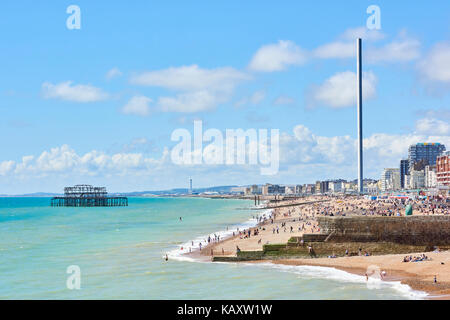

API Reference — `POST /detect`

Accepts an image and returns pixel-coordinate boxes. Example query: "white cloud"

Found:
[273,95,295,106]
[307,71,377,108]
[367,38,421,63]
[106,67,123,80]
[279,124,450,180]
[339,27,385,42]
[122,95,152,116]
[279,125,354,165]
[0,160,15,176]
[2,123,450,191]
[415,117,450,135]
[130,65,249,112]
[417,42,450,83]
[234,90,266,107]
[130,65,249,91]
[314,41,355,59]
[314,28,420,64]
[314,27,384,59]
[2,144,168,178]
[157,90,222,113]
[41,81,109,102]
[248,40,307,72]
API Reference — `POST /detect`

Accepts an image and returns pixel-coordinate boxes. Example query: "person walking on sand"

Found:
[165,254,168,261]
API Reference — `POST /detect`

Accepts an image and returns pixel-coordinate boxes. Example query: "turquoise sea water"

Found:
[0,197,425,299]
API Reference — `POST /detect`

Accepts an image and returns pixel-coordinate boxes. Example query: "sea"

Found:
[0,197,427,299]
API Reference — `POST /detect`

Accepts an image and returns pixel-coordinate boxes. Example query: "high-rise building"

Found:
[316,181,329,194]
[408,143,445,171]
[400,159,409,189]
[381,168,400,191]
[437,151,450,187]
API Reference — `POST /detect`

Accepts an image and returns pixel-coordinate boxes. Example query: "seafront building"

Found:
[315,181,329,194]
[261,184,285,195]
[437,151,450,187]
[303,184,316,194]
[284,185,297,194]
[425,165,437,188]
[400,159,409,189]
[381,168,401,192]
[328,181,343,193]
[408,143,446,170]
[245,185,262,195]
[405,168,425,189]
[364,181,379,194]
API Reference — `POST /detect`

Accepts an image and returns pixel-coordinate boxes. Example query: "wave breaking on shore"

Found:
[166,207,272,262]
[247,262,428,300]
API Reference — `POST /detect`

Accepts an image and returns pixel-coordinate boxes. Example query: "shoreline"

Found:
[254,257,450,299]
[178,195,450,299]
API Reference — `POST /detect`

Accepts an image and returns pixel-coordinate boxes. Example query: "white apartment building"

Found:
[381,168,401,191]
[425,165,437,188]
[329,181,343,193]
[406,169,425,189]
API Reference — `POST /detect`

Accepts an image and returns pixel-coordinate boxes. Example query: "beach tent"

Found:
[405,204,413,216]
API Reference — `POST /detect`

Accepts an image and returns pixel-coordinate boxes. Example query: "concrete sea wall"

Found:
[317,215,450,245]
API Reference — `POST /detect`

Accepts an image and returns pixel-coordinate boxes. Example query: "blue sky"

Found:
[1,1,450,193]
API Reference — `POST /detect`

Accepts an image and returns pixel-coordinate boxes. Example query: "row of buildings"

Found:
[381,143,450,192]
[229,143,450,196]
[234,179,378,196]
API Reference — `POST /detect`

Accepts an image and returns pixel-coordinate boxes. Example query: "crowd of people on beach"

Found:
[165,194,449,260]
[403,253,431,263]
[296,195,449,218]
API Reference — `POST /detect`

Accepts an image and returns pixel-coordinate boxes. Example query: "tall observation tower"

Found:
[356,38,363,193]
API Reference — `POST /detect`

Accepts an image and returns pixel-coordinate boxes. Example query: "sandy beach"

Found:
[266,252,450,298]
[186,195,450,298]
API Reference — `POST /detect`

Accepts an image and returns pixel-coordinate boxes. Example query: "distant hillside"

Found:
[1,192,62,197]
[4,185,242,197]
[121,185,239,196]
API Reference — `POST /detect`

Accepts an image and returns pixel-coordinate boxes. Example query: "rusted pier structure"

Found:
[51,184,128,207]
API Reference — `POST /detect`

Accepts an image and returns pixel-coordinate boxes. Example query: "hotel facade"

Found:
[437,151,450,187]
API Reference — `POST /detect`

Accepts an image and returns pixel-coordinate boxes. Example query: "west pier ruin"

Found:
[51,185,128,207]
